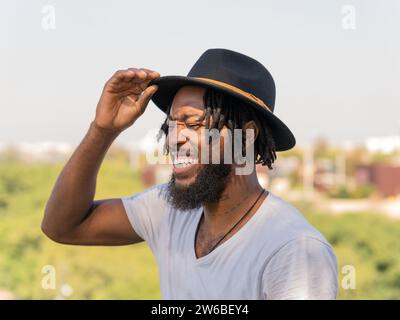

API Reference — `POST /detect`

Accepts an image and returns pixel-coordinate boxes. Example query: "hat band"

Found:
[194,77,272,113]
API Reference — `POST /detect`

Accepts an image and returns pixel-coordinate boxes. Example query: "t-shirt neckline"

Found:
[191,190,272,264]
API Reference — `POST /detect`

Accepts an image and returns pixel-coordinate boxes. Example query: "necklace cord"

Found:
[196,188,266,256]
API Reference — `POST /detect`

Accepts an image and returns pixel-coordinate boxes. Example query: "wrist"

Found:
[89,121,121,141]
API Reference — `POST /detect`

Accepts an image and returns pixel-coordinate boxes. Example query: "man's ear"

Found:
[243,120,259,143]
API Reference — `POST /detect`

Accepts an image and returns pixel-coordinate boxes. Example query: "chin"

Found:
[173,173,198,188]
[172,164,201,187]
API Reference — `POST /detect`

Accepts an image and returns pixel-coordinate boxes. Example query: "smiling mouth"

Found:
[171,149,200,178]
[172,156,198,167]
[171,148,199,167]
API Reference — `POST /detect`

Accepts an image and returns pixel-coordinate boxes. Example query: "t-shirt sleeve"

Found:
[121,183,168,253]
[262,236,338,300]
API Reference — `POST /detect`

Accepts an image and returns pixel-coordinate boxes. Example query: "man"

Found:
[42,48,338,299]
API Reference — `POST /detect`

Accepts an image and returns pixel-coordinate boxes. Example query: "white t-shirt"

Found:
[121,183,338,300]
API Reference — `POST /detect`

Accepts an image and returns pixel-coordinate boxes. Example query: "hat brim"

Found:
[149,75,296,152]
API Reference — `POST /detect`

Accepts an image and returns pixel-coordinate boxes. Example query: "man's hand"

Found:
[94,68,160,134]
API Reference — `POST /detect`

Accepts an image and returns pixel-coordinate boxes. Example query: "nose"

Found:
[176,126,189,145]
[168,123,189,156]
[168,122,188,144]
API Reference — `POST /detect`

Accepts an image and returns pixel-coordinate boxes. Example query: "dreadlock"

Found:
[157,87,277,169]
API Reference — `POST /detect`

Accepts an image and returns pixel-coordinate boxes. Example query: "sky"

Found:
[1,0,399,147]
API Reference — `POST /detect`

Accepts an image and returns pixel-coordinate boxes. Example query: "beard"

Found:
[165,164,232,211]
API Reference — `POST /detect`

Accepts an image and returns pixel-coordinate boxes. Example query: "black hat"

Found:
[149,48,295,151]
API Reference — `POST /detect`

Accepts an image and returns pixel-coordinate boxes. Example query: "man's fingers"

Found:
[118,79,152,95]
[109,67,159,85]
[129,68,160,82]
[129,69,160,90]
[115,69,135,81]
[140,68,161,78]
[106,70,135,89]
[105,68,160,97]
[136,84,158,113]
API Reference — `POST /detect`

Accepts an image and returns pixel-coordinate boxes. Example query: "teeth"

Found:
[172,157,197,167]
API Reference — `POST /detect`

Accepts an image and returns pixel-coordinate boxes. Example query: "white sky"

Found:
[1,0,399,147]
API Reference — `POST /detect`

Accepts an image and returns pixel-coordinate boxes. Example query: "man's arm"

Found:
[41,68,160,245]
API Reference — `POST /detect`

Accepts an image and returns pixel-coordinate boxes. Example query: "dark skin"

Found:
[41,69,268,258]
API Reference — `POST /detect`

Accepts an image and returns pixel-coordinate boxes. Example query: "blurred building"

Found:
[141,164,171,187]
[266,156,299,194]
[355,164,400,197]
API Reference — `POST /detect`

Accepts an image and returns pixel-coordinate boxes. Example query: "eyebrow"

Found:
[168,112,204,121]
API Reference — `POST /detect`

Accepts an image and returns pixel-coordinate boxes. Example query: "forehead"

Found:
[169,86,206,118]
